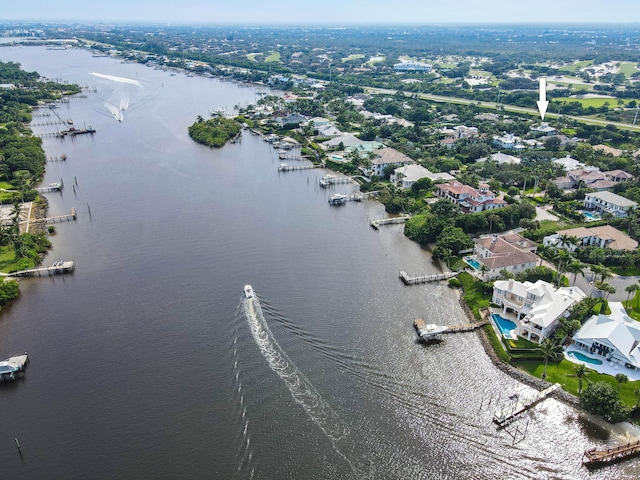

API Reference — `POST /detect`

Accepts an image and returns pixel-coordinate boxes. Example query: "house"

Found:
[493,133,525,150]
[321,133,367,150]
[317,124,342,138]
[492,279,586,343]
[605,170,633,183]
[369,148,415,177]
[543,225,638,251]
[475,152,521,165]
[436,180,507,213]
[583,191,638,218]
[532,122,557,135]
[393,62,432,72]
[390,164,454,189]
[593,144,623,157]
[473,234,540,279]
[570,303,640,374]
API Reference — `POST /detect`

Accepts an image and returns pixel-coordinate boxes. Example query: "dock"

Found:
[36,181,63,193]
[583,439,640,468]
[278,163,319,172]
[319,174,355,188]
[328,194,348,205]
[444,319,489,333]
[4,260,75,278]
[399,270,459,285]
[371,215,410,230]
[493,384,561,427]
[26,208,77,225]
[58,126,96,137]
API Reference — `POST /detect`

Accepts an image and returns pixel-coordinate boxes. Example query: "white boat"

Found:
[244,285,254,299]
[414,319,448,339]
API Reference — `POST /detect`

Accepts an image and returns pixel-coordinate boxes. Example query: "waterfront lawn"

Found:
[458,272,491,320]
[513,358,640,408]
[0,246,15,272]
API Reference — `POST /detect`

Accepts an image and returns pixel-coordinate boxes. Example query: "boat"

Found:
[328,194,347,205]
[0,353,28,381]
[319,175,335,188]
[244,285,254,299]
[414,318,448,339]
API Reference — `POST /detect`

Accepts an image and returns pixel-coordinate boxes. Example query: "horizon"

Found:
[3,0,640,25]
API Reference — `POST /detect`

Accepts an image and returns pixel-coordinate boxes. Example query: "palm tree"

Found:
[566,261,585,286]
[537,338,563,380]
[615,373,629,392]
[573,364,589,394]
[479,263,489,280]
[625,284,638,308]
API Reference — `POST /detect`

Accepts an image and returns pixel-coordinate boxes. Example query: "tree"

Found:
[573,363,589,394]
[615,373,629,392]
[635,388,640,409]
[537,338,562,379]
[566,261,585,286]
[625,284,638,307]
[581,381,630,423]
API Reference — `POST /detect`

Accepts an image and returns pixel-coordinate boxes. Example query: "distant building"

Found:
[493,133,525,151]
[393,62,432,72]
[475,152,521,165]
[553,155,583,171]
[532,122,557,135]
[593,144,623,157]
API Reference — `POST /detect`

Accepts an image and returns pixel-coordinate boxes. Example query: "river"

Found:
[0,46,637,479]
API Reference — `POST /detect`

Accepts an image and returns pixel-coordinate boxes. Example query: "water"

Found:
[568,351,604,366]
[464,256,481,270]
[491,313,518,339]
[0,46,638,479]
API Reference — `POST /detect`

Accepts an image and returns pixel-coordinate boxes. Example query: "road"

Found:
[364,87,640,133]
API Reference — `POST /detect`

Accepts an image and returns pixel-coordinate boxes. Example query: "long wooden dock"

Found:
[583,439,640,467]
[445,319,489,333]
[4,260,75,278]
[399,270,459,285]
[0,353,29,381]
[371,215,410,230]
[36,182,63,193]
[493,384,561,427]
[278,163,319,172]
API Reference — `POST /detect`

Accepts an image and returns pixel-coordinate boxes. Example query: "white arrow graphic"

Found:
[537,77,549,120]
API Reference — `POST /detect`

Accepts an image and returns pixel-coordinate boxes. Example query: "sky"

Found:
[5,0,640,24]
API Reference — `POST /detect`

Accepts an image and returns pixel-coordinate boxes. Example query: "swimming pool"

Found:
[491,313,517,339]
[464,257,481,270]
[568,350,603,365]
[581,210,599,221]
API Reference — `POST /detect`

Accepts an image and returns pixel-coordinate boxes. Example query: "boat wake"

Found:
[242,290,368,477]
[104,102,124,122]
[89,71,142,87]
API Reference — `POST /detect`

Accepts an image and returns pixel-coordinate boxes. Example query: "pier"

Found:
[444,319,489,333]
[493,384,561,427]
[26,208,77,226]
[370,215,410,230]
[4,260,75,278]
[328,194,347,205]
[278,163,319,172]
[583,439,640,468]
[399,270,459,285]
[319,174,355,188]
[36,181,63,193]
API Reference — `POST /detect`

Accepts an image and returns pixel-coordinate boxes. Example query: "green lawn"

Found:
[265,52,281,63]
[559,60,594,73]
[0,246,16,273]
[342,54,364,63]
[513,358,640,408]
[366,55,385,67]
[553,97,627,108]
[246,53,261,62]
[619,61,639,77]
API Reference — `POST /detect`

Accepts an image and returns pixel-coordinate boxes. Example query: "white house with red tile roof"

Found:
[472,234,540,279]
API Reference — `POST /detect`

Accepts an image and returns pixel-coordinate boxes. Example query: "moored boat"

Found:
[414,319,448,339]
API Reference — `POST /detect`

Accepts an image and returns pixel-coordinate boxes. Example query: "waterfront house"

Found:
[492,279,586,343]
[543,225,638,251]
[583,191,637,218]
[570,303,640,374]
[473,233,540,280]
[369,148,415,177]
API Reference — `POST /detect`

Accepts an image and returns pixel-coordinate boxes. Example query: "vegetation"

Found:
[188,116,242,148]
[581,382,630,423]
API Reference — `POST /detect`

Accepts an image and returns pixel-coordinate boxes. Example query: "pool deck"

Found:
[564,346,640,381]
